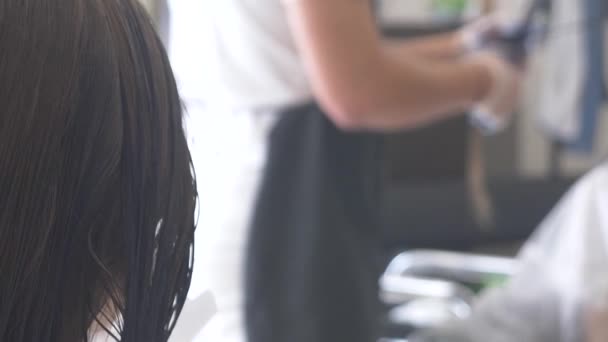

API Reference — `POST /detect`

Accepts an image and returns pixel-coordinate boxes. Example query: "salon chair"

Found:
[379,250,518,341]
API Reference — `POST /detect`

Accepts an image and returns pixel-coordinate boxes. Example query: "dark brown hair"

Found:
[0,0,196,341]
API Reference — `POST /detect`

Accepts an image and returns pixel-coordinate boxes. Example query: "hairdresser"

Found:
[168,1,522,341]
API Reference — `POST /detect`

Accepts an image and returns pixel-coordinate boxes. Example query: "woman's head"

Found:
[0,1,196,341]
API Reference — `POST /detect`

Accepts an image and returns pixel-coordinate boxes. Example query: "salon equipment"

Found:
[397,166,608,342]
[381,250,516,302]
[380,250,517,337]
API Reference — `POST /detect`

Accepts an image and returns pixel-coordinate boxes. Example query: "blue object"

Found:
[567,0,605,153]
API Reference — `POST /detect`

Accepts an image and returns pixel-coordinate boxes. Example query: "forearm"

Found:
[284,0,490,130]
[348,48,489,130]
[384,31,465,60]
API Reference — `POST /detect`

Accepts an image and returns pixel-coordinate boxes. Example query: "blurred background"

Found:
[139,0,608,258]
[140,1,608,340]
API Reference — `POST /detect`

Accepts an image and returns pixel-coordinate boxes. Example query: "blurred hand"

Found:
[459,15,503,53]
[468,51,524,134]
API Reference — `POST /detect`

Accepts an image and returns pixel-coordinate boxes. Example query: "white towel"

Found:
[536,0,587,142]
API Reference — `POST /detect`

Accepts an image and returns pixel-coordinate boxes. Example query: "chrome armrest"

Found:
[380,275,475,305]
[383,250,518,285]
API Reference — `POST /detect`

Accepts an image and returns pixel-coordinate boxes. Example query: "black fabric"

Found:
[245,103,384,342]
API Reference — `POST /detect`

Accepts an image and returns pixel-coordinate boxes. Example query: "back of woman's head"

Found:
[0,1,196,341]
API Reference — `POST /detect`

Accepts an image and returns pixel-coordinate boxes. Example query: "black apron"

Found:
[245,103,384,342]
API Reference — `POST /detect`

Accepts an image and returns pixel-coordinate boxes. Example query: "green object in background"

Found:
[464,274,510,294]
[432,0,468,19]
[482,274,510,289]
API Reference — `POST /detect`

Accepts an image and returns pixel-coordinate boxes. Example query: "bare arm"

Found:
[283,0,491,131]
[385,32,466,60]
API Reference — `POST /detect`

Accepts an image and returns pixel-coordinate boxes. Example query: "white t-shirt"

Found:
[168,1,307,341]
[168,0,312,110]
